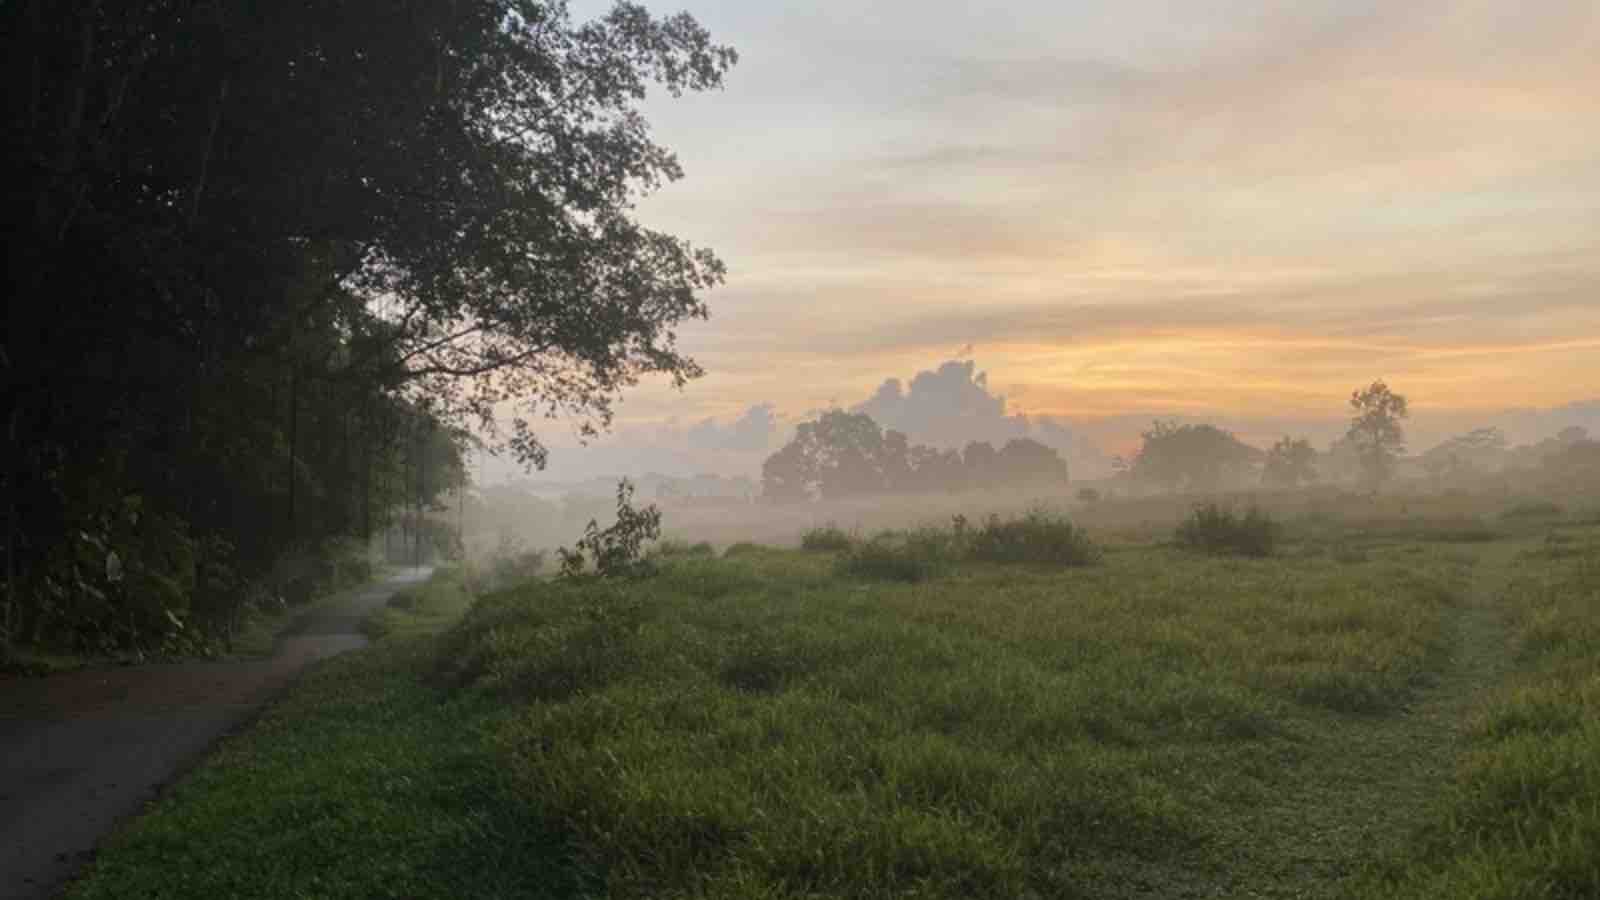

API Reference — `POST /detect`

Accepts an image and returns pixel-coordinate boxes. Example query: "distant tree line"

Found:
[761,411,1068,501]
[2,1,733,654]
[1117,380,1600,496]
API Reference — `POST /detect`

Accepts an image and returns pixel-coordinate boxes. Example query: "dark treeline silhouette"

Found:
[3,1,733,654]
[761,411,1069,501]
[1115,381,1600,496]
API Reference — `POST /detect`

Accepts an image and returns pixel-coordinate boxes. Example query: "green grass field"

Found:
[65,507,1600,899]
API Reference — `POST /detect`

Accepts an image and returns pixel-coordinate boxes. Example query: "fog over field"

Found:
[480,358,1600,490]
[11,1,1600,898]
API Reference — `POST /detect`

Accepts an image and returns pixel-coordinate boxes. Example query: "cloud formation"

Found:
[685,403,778,453]
[852,360,1113,476]
[522,0,1600,470]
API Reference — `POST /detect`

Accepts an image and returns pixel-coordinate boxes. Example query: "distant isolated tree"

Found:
[1346,381,1409,490]
[1262,437,1318,488]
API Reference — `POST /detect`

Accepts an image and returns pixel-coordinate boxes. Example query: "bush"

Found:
[557,479,662,579]
[835,532,945,583]
[723,542,765,558]
[1076,487,1102,504]
[1176,503,1280,557]
[969,510,1100,566]
[800,525,853,552]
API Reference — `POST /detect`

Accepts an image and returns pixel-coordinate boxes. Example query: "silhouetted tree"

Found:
[1131,421,1260,493]
[761,442,815,503]
[995,438,1070,485]
[963,441,999,486]
[1420,427,1508,485]
[1,0,735,652]
[760,414,1069,501]
[1346,381,1409,490]
[1262,437,1318,488]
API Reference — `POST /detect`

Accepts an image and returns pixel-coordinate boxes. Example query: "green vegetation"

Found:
[466,535,548,595]
[800,524,854,552]
[557,481,664,579]
[78,514,1584,899]
[363,568,476,642]
[966,509,1101,566]
[1356,539,1600,898]
[5,1,733,659]
[1499,499,1566,520]
[1176,502,1282,557]
[834,529,951,582]
[654,539,718,559]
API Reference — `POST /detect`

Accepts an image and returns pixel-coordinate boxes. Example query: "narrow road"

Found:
[0,567,433,900]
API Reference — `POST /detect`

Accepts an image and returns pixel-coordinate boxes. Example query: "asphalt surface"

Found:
[0,567,434,900]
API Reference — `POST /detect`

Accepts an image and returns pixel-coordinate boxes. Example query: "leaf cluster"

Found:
[558,480,663,579]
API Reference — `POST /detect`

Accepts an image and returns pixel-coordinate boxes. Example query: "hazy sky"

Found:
[528,0,1600,476]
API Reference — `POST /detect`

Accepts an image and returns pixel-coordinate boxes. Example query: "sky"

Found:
[510,0,1600,481]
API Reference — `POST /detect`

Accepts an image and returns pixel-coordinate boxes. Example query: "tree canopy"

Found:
[1262,437,1318,489]
[1129,421,1261,493]
[761,412,1069,501]
[1346,381,1409,490]
[3,0,735,653]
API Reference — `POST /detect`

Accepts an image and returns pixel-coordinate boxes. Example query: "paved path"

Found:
[0,568,433,900]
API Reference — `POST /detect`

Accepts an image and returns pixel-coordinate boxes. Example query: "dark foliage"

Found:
[2,1,733,652]
[558,481,663,579]
[800,526,854,552]
[835,531,949,583]
[1176,503,1281,557]
[969,510,1101,566]
[762,412,1068,501]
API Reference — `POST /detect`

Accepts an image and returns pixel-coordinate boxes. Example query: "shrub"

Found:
[800,524,853,552]
[969,510,1100,566]
[557,479,662,579]
[1175,503,1280,557]
[723,542,765,558]
[836,533,944,583]
[1076,487,1102,504]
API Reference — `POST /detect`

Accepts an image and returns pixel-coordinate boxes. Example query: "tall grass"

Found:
[68,538,1477,900]
[967,509,1100,566]
[835,528,951,582]
[1356,545,1600,898]
[800,524,853,552]
[1175,503,1281,557]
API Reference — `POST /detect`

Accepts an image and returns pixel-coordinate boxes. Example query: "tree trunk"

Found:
[286,365,298,545]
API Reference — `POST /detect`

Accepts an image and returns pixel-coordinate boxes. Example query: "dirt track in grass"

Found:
[0,567,432,900]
